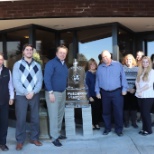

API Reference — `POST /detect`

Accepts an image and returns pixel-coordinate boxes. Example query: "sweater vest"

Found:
[0,66,10,105]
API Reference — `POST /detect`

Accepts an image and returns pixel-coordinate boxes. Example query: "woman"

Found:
[136,51,144,66]
[122,54,138,128]
[135,56,154,135]
[86,58,101,130]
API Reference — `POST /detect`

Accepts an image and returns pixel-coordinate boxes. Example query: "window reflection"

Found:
[7,29,29,69]
[147,41,154,57]
[118,28,134,62]
[35,29,56,66]
[78,26,112,67]
[60,31,73,67]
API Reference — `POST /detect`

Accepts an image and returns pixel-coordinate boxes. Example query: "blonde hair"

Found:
[122,54,137,66]
[136,56,152,82]
[87,58,97,70]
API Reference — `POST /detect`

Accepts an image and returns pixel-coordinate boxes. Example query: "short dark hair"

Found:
[57,45,68,53]
[22,44,33,52]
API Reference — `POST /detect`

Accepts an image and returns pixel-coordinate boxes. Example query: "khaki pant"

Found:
[45,91,66,140]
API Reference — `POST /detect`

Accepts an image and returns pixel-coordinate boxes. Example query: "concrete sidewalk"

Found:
[1,122,154,154]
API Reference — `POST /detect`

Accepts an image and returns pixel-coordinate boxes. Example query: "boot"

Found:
[131,110,138,128]
[124,111,129,128]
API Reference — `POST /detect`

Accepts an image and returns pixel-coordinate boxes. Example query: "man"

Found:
[44,45,68,147]
[95,50,128,136]
[12,44,43,150]
[0,54,14,151]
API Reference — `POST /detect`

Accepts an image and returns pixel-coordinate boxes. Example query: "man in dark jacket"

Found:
[0,53,14,151]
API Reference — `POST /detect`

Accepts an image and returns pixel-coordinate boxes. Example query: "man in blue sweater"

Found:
[13,44,43,150]
[44,45,68,147]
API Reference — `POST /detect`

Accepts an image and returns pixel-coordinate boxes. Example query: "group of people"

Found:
[86,50,154,137]
[0,44,68,151]
[0,43,154,151]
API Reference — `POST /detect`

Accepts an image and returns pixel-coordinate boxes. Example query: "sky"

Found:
[79,38,154,63]
[79,37,112,64]
[147,41,154,57]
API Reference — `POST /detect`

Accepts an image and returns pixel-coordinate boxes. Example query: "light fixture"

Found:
[24,36,29,39]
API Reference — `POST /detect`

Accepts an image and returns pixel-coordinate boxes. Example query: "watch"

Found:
[48,91,54,94]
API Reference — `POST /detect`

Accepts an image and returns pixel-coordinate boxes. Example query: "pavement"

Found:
[1,120,154,154]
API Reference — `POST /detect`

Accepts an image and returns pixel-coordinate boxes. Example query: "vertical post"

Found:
[73,30,78,59]
[112,24,119,61]
[2,34,8,67]
[29,25,36,47]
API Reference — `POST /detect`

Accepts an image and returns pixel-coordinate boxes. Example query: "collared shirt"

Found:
[95,60,128,95]
[0,66,14,99]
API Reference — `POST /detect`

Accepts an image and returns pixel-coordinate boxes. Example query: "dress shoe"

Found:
[16,143,23,151]
[92,125,96,130]
[0,145,9,151]
[116,132,123,136]
[58,135,67,140]
[138,130,144,135]
[103,129,111,135]
[142,131,152,136]
[52,139,62,147]
[95,125,100,130]
[30,140,42,146]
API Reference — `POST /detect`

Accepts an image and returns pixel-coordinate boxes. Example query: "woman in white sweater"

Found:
[135,56,154,136]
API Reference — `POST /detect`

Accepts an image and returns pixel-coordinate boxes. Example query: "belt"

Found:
[100,87,121,92]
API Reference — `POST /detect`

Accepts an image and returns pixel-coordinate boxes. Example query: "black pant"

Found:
[124,93,138,124]
[138,98,154,133]
[89,97,102,125]
[124,93,138,110]
[0,104,9,145]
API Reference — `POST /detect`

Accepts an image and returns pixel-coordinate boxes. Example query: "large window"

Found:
[78,26,112,65]
[118,28,134,62]
[6,29,29,69]
[147,41,154,57]
[35,29,56,66]
[60,31,74,67]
